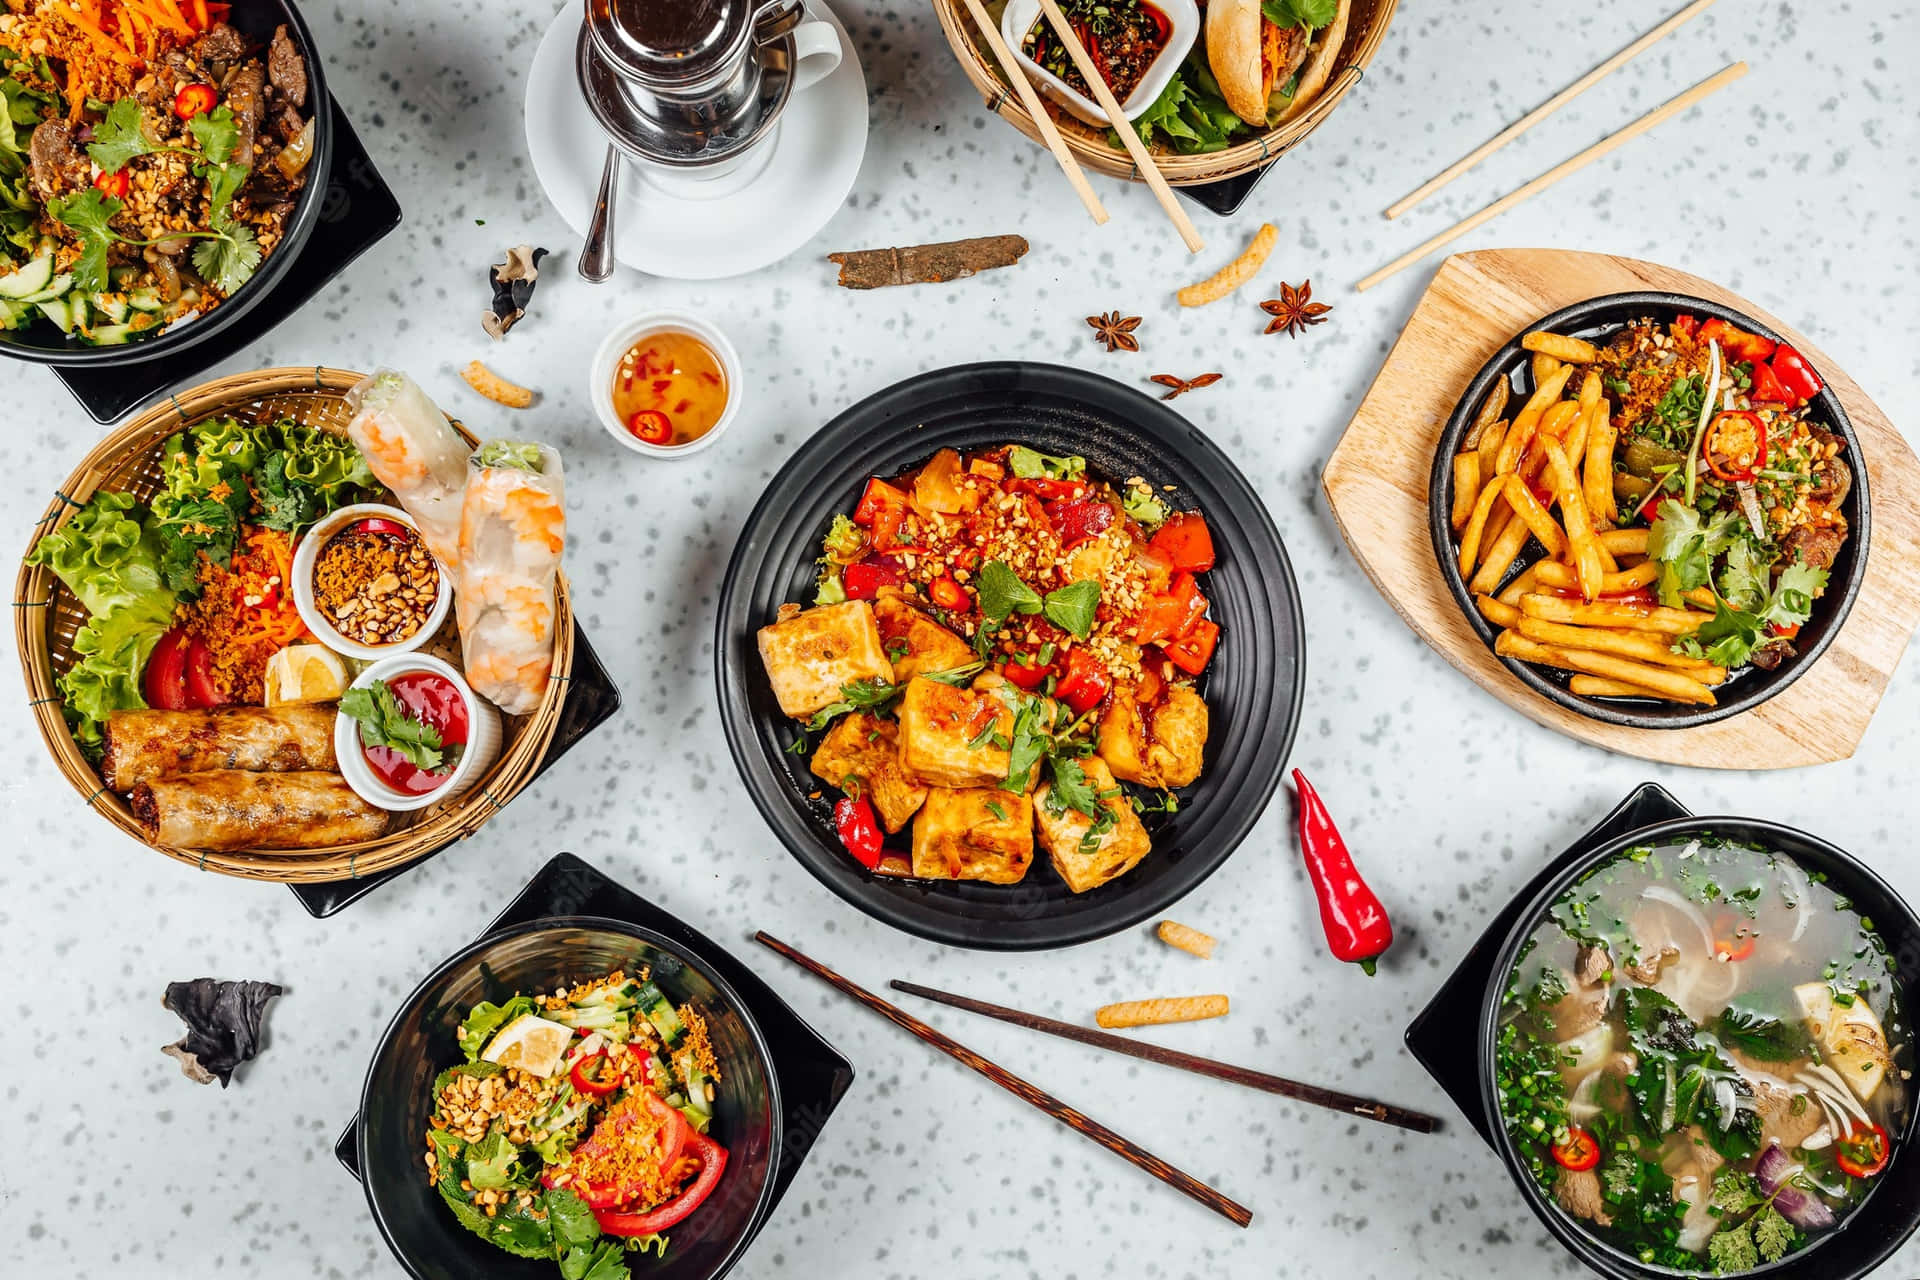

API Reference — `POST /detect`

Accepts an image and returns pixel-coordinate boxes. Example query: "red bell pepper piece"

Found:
[570,1049,622,1097]
[1747,359,1792,405]
[1135,572,1207,644]
[594,1131,729,1237]
[1770,345,1824,404]
[1163,617,1218,675]
[1149,512,1215,572]
[1698,318,1775,364]
[1054,647,1110,714]
[1009,477,1087,502]
[1001,652,1053,690]
[1292,770,1394,975]
[1671,313,1698,339]
[1045,497,1115,547]
[833,795,885,870]
[142,627,193,711]
[841,557,903,600]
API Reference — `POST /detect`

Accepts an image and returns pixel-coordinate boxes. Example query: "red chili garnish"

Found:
[1551,1128,1602,1173]
[1836,1122,1890,1178]
[1001,652,1053,690]
[1712,913,1757,962]
[627,410,673,445]
[928,576,968,612]
[93,168,129,198]
[173,82,218,119]
[1704,410,1768,484]
[1293,770,1393,975]
[832,795,885,870]
[351,517,414,538]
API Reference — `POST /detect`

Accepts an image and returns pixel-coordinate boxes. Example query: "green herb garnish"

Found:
[340,679,450,772]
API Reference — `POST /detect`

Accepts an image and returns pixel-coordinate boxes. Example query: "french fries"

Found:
[1495,631,1717,706]
[1585,418,1619,529]
[1522,330,1600,364]
[1598,528,1649,557]
[1520,593,1706,635]
[1450,453,1483,531]
[1570,676,1684,701]
[1466,379,1510,449]
[1157,920,1216,959]
[1541,437,1603,601]
[1530,351,1561,388]
[1176,223,1277,307]
[1458,480,1506,576]
[1476,593,1524,630]
[1529,558,1659,595]
[1513,616,1725,680]
[1502,475,1565,557]
[1470,501,1535,596]
[1095,995,1229,1029]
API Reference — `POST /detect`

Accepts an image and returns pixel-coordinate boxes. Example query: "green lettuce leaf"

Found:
[456,996,536,1063]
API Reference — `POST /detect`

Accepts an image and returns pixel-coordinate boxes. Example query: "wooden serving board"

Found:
[1322,248,1920,769]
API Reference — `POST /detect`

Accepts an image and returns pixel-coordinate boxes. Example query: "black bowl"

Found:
[357,918,783,1280]
[1474,816,1920,1280]
[715,361,1305,950]
[0,1,333,367]
[1428,292,1871,729]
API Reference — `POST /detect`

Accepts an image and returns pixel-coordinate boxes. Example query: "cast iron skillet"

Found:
[357,918,783,1280]
[715,361,1305,950]
[1476,817,1920,1280]
[1428,292,1870,729]
[0,0,333,367]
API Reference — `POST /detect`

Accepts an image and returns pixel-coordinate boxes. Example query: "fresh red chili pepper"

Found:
[1053,646,1110,714]
[627,409,673,445]
[1711,912,1757,962]
[1703,410,1768,484]
[173,82,218,119]
[1747,359,1792,405]
[1045,497,1115,547]
[1143,1,1171,44]
[1163,617,1218,676]
[1836,1122,1890,1178]
[1698,318,1775,364]
[1001,652,1053,690]
[833,795,885,870]
[1149,512,1216,573]
[93,168,129,198]
[1771,622,1802,640]
[1671,314,1698,339]
[841,557,902,601]
[1551,1128,1603,1172]
[594,1131,729,1236]
[544,1093,690,1209]
[1770,345,1824,404]
[1292,770,1393,975]
[570,1049,622,1097]
[928,576,969,611]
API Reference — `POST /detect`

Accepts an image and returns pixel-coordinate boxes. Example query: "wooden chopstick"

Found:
[1357,62,1747,292]
[892,980,1439,1134]
[1032,0,1203,254]
[1383,0,1719,219]
[753,932,1252,1227]
[958,0,1109,226]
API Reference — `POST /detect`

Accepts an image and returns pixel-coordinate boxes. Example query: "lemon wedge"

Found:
[479,1014,574,1078]
[1794,982,1890,1102]
[263,645,349,706]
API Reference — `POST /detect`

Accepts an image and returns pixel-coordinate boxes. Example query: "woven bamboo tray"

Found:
[934,0,1397,186]
[15,366,575,883]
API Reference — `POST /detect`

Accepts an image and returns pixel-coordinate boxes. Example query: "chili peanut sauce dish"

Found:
[1435,299,1865,727]
[423,970,731,1278]
[1495,837,1911,1275]
[755,444,1218,894]
[27,369,566,854]
[0,1,316,347]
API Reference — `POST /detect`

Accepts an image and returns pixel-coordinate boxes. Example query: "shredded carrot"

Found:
[134,0,194,38]
[59,5,138,65]
[191,0,208,28]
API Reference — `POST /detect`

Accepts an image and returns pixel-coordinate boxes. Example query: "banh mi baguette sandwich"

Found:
[1204,0,1351,127]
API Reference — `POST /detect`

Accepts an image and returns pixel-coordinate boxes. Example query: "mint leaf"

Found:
[1042,580,1100,639]
[189,106,239,166]
[977,560,1043,618]
[193,220,261,295]
[341,679,447,770]
[85,97,156,173]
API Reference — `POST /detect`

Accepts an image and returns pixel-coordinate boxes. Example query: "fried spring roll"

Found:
[103,705,338,793]
[130,770,389,852]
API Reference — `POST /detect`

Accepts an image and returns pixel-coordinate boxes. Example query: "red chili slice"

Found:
[93,169,130,198]
[1551,1128,1602,1172]
[628,410,673,445]
[173,83,218,119]
[1836,1122,1890,1178]
[569,1050,621,1097]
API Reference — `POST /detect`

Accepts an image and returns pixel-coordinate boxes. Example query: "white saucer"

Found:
[524,3,868,280]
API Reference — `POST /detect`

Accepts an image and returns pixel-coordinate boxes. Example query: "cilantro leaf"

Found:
[193,219,262,295]
[189,106,240,166]
[544,1187,600,1254]
[86,97,157,173]
[1262,0,1338,29]
[804,677,898,731]
[1708,1170,1761,1215]
[45,190,121,291]
[340,678,448,771]
[1708,1224,1758,1273]
[1042,579,1101,639]
[1045,755,1103,820]
[1753,1207,1795,1263]
[1717,536,1768,612]
[202,159,250,217]
[1764,559,1827,630]
[1646,500,1737,607]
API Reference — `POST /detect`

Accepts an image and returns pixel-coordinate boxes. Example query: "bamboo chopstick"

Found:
[1357,62,1748,292]
[958,0,1109,226]
[1031,0,1203,253]
[1383,0,1719,219]
[753,932,1252,1227]
[891,981,1440,1134]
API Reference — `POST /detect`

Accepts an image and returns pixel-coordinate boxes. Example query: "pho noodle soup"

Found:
[1496,838,1910,1273]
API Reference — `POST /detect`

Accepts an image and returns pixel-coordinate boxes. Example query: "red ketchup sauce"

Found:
[363,671,469,795]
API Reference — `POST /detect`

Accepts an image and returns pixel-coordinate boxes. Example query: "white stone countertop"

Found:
[3,1,1917,1276]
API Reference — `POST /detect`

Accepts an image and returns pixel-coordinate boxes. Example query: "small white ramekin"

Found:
[1000,0,1199,126]
[291,503,453,662]
[334,654,503,813]
[590,312,743,460]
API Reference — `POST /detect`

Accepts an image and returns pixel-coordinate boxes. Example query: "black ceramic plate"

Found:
[0,0,334,367]
[1428,292,1871,730]
[357,916,784,1280]
[716,362,1305,951]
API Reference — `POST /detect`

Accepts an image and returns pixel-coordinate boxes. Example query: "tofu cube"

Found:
[1097,684,1208,788]
[756,601,893,719]
[809,713,926,833]
[1034,757,1152,894]
[911,787,1033,884]
[896,676,1013,789]
[873,596,977,685]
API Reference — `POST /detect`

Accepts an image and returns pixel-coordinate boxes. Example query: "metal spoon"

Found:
[578,144,619,283]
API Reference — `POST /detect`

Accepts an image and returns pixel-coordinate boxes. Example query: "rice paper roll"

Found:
[102,705,339,792]
[344,369,470,564]
[130,771,389,851]
[455,440,566,715]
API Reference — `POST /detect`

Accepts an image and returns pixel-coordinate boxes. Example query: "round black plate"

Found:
[715,362,1305,951]
[1428,292,1870,729]
[0,0,334,368]
[1474,817,1920,1280]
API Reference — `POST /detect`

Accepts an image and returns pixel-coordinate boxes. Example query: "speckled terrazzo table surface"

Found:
[4,2,1918,1276]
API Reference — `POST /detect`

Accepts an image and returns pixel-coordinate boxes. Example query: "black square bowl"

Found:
[1427,292,1870,730]
[356,918,782,1280]
[715,361,1306,951]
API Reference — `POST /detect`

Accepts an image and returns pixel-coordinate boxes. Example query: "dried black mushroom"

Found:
[483,244,550,340]
[161,978,284,1087]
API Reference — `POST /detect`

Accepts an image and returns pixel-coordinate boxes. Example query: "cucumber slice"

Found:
[0,255,53,299]
[126,288,163,313]
[0,298,31,330]
[96,295,130,324]
[634,982,684,1046]
[36,297,72,333]
[18,273,74,305]
[85,323,136,346]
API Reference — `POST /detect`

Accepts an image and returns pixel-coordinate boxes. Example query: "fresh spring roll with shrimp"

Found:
[456,441,566,715]
[344,369,470,564]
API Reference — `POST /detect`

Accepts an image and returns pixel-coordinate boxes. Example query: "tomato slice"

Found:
[1054,647,1110,714]
[1149,512,1215,573]
[594,1132,729,1237]
[183,636,226,709]
[1164,617,1219,676]
[1001,653,1053,690]
[142,628,193,711]
[545,1092,691,1209]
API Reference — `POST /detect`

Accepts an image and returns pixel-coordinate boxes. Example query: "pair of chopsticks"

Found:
[1359,0,1742,291]
[755,933,1440,1229]
[956,0,1203,254]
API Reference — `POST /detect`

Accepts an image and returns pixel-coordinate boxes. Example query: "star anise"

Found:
[1087,310,1143,353]
[1150,372,1223,401]
[1261,280,1332,338]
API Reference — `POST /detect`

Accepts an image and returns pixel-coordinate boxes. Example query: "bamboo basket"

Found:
[14,366,576,884]
[935,0,1397,186]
